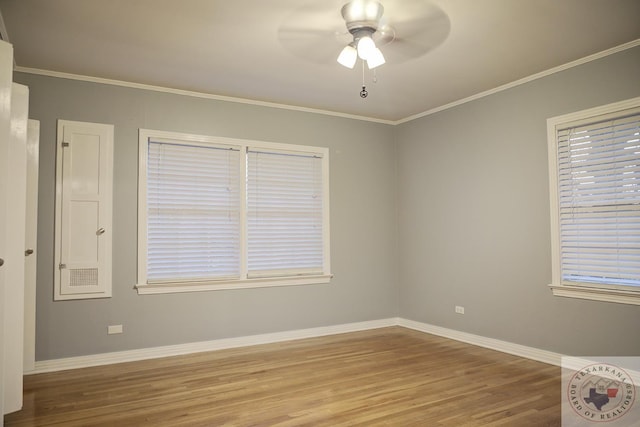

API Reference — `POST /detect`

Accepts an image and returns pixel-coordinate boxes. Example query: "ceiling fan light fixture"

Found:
[337,44,358,68]
[366,47,385,69]
[337,0,392,95]
[357,35,376,60]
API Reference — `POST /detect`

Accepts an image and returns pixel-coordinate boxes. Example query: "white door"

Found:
[24,119,40,374]
[55,120,113,300]
[3,83,29,415]
[0,39,14,423]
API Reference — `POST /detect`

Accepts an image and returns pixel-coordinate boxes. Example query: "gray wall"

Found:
[396,46,640,356]
[16,45,640,361]
[15,73,399,360]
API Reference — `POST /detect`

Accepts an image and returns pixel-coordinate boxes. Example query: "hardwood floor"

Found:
[5,327,561,426]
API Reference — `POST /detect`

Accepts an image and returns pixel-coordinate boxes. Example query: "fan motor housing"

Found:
[341,1,384,32]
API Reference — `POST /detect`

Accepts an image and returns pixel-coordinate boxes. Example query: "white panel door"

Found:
[23,119,40,374]
[4,83,29,415]
[55,120,113,300]
[0,39,14,422]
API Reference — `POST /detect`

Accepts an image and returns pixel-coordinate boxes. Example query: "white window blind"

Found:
[147,140,241,282]
[247,149,324,278]
[556,111,640,289]
[138,129,331,294]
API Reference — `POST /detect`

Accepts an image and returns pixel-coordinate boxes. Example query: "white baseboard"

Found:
[34,317,602,374]
[32,318,398,374]
[398,320,640,383]
[397,318,564,366]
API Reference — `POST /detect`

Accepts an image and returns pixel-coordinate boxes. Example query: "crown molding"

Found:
[13,66,395,125]
[396,39,640,125]
[14,39,639,126]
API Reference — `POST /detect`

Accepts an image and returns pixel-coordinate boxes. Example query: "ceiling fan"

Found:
[336,1,389,70]
[278,0,450,67]
[278,0,450,98]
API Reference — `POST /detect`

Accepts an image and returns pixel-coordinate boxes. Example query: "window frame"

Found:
[136,129,331,294]
[547,97,640,305]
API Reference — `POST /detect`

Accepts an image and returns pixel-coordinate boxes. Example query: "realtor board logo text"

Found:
[567,362,636,423]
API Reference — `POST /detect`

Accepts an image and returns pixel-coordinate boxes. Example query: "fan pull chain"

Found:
[360,60,368,98]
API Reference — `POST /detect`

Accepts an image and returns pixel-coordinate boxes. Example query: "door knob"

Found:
[25,248,34,256]
[97,228,106,235]
[0,258,4,267]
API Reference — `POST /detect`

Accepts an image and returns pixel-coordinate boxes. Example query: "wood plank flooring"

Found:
[5,327,562,426]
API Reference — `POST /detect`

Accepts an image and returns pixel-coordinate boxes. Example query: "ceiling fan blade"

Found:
[380,0,450,63]
[384,23,450,62]
[278,0,349,64]
[382,38,430,63]
[278,27,348,64]
[380,0,443,24]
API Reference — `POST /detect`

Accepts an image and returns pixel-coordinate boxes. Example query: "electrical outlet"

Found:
[108,324,123,334]
[455,306,465,315]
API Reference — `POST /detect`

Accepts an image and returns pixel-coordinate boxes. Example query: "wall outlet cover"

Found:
[108,324,123,334]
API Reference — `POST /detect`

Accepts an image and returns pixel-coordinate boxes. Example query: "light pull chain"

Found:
[360,60,368,98]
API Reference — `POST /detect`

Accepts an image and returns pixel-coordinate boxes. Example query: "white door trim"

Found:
[23,119,39,374]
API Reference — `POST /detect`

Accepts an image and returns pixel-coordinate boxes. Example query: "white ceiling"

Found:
[0,0,639,123]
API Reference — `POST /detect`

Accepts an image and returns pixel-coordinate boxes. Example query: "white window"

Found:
[547,97,640,305]
[137,129,331,294]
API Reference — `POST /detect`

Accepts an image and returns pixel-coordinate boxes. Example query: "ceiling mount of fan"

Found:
[341,0,384,33]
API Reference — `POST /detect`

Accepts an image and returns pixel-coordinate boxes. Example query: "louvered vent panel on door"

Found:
[69,268,99,287]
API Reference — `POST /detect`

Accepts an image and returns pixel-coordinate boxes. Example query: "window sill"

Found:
[136,274,333,295]
[549,284,640,306]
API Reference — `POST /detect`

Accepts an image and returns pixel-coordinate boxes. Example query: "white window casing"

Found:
[54,120,114,300]
[137,129,331,294]
[547,97,640,305]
